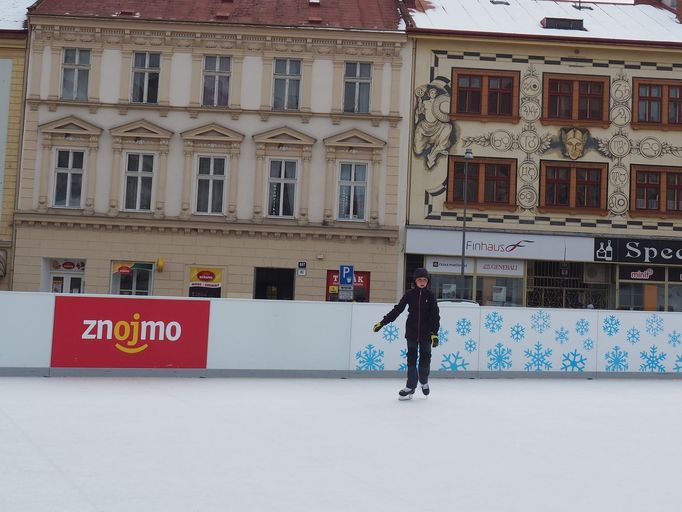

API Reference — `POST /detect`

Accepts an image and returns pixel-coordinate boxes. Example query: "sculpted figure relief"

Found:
[413,80,455,169]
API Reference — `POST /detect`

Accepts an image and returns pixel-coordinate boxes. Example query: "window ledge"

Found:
[444,202,517,212]
[539,118,610,129]
[629,209,682,219]
[537,206,608,216]
[449,114,520,124]
[631,122,682,132]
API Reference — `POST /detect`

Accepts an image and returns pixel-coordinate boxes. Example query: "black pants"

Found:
[406,339,432,389]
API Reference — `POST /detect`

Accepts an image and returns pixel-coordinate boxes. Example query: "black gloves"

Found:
[373,322,383,333]
[431,334,439,348]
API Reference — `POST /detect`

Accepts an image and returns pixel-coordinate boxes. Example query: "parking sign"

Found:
[339,265,354,286]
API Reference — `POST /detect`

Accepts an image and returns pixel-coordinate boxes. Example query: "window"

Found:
[631,166,682,215]
[343,62,371,113]
[268,159,297,217]
[61,48,90,100]
[451,69,519,121]
[273,59,300,110]
[337,162,367,220]
[633,78,682,129]
[539,161,607,212]
[124,153,154,211]
[446,157,516,209]
[196,156,226,214]
[111,262,153,296]
[54,149,84,208]
[202,55,230,107]
[131,52,160,104]
[542,74,609,126]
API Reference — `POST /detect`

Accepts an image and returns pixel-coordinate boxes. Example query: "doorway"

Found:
[254,267,295,300]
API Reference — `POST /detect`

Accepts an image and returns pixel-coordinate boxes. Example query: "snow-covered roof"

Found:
[407,0,682,45]
[0,0,34,31]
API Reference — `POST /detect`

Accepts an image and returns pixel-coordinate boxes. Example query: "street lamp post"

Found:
[460,149,474,294]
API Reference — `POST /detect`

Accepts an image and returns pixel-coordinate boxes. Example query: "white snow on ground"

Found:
[0,1,33,30]
[1,377,681,511]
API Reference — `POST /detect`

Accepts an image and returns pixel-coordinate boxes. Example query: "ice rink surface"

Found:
[1,376,680,512]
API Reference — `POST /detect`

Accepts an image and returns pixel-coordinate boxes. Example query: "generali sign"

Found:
[51,296,210,368]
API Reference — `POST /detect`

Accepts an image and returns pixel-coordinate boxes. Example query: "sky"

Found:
[1,376,680,511]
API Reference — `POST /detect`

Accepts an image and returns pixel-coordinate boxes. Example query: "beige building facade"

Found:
[15,2,409,301]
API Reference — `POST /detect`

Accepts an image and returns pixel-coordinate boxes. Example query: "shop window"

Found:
[539,161,607,213]
[451,68,519,122]
[188,267,223,298]
[541,73,609,127]
[476,277,524,307]
[254,267,294,300]
[631,165,682,216]
[46,259,85,293]
[632,78,682,130]
[111,262,154,296]
[446,157,516,210]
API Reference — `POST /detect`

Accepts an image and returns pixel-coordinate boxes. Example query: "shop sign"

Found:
[51,296,210,368]
[596,237,682,265]
[326,270,370,302]
[618,265,665,282]
[475,259,525,277]
[50,259,85,272]
[189,267,222,288]
[425,256,473,274]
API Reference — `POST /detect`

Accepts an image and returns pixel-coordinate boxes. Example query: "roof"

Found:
[29,0,403,32]
[0,0,36,30]
[406,0,682,45]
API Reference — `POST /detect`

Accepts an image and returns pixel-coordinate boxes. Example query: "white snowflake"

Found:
[602,315,621,336]
[626,327,640,345]
[575,318,590,336]
[530,310,551,333]
[455,318,472,337]
[484,311,503,333]
[464,339,477,353]
[510,323,525,343]
[554,327,569,345]
[668,330,681,347]
[645,314,664,337]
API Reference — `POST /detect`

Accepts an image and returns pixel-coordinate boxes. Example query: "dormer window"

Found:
[541,17,585,31]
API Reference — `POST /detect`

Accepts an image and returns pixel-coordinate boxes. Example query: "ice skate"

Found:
[398,387,415,400]
[421,383,430,396]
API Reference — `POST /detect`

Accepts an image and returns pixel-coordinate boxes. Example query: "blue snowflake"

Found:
[524,342,552,372]
[464,339,477,353]
[530,310,551,333]
[381,323,400,343]
[605,346,628,372]
[487,343,512,371]
[455,318,472,337]
[583,339,594,351]
[645,314,664,337]
[640,345,667,373]
[510,323,525,343]
[440,352,470,372]
[554,327,569,345]
[398,348,407,372]
[484,311,504,333]
[561,350,587,372]
[355,344,384,371]
[626,327,640,345]
[437,326,450,345]
[602,315,621,336]
[674,355,682,373]
[575,318,590,336]
[668,330,681,347]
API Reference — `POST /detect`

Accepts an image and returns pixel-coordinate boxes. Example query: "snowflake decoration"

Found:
[487,343,512,371]
[645,314,664,337]
[605,346,628,372]
[437,326,450,345]
[668,330,681,347]
[524,342,553,372]
[398,349,408,372]
[484,311,504,333]
[455,318,472,337]
[602,315,621,336]
[561,350,587,372]
[381,323,400,343]
[440,352,470,372]
[575,319,590,337]
[530,310,551,333]
[554,327,570,345]
[639,345,667,373]
[464,339,477,353]
[674,355,682,373]
[626,327,640,345]
[583,339,594,351]
[510,323,525,343]
[355,344,384,371]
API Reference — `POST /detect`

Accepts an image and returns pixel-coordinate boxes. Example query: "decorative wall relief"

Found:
[413,77,456,169]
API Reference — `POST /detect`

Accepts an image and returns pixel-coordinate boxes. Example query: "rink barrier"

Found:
[1,292,681,377]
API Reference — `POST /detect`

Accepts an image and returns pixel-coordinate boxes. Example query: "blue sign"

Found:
[339,265,354,286]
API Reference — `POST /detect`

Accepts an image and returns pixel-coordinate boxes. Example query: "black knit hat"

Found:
[413,267,430,282]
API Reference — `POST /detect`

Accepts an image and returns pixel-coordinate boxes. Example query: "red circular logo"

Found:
[197,270,215,281]
[62,261,76,270]
[118,266,132,275]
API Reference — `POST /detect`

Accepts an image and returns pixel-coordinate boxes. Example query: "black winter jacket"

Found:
[381,287,440,343]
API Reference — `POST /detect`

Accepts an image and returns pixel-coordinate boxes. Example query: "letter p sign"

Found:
[339,265,354,286]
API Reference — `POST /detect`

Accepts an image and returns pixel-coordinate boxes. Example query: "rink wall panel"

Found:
[1,292,681,376]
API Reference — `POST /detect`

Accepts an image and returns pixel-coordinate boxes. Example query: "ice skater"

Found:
[373,268,440,400]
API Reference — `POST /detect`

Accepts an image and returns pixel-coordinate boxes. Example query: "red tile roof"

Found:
[30,0,402,31]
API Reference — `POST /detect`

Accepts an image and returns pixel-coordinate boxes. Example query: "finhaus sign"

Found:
[595,237,682,264]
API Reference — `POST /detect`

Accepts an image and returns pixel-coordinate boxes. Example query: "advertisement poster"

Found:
[188,267,223,298]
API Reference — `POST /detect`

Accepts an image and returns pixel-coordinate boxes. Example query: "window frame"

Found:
[266,157,298,218]
[630,165,682,216]
[541,73,610,128]
[123,152,155,212]
[445,156,517,211]
[343,62,372,114]
[336,161,368,221]
[201,55,231,108]
[131,52,160,104]
[110,262,154,296]
[194,155,227,215]
[60,48,90,101]
[53,148,85,208]
[450,68,520,123]
[539,160,608,214]
[632,78,682,131]
[272,58,301,111]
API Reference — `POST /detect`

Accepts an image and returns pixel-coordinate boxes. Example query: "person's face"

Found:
[428,89,437,99]
[415,277,428,288]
